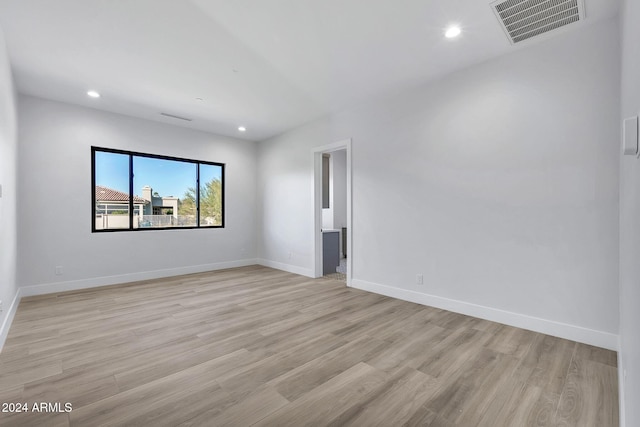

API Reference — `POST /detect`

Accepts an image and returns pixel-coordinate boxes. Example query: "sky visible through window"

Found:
[94,151,222,199]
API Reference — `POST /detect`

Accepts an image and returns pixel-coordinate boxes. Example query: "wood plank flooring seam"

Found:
[553,343,578,422]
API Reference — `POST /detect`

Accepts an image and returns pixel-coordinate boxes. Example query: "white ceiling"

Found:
[0,0,618,141]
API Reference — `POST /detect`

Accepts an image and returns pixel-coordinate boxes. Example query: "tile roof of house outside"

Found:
[95,185,148,204]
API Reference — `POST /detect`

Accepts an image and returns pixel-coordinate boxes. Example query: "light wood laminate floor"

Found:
[0,266,618,426]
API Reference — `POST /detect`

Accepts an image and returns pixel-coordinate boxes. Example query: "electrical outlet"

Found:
[55,266,64,276]
[416,274,424,285]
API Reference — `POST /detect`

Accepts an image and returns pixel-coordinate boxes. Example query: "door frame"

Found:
[312,139,352,285]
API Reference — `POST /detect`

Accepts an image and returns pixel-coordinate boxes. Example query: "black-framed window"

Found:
[92,147,224,232]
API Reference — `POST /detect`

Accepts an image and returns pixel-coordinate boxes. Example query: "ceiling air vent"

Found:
[491,0,585,44]
[160,112,192,122]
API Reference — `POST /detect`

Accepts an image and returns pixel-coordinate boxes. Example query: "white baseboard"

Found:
[351,279,618,351]
[0,287,22,352]
[257,259,314,278]
[20,259,259,298]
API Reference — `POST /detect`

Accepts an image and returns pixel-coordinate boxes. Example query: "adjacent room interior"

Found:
[0,0,638,425]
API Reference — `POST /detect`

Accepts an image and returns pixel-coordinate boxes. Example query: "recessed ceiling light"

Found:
[445,25,461,39]
[238,126,246,132]
[87,90,101,98]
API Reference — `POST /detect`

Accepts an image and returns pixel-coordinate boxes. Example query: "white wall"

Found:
[257,18,620,348]
[332,150,347,228]
[619,1,640,425]
[322,161,333,231]
[320,150,347,236]
[332,149,347,256]
[0,26,18,348]
[257,119,331,276]
[17,96,258,294]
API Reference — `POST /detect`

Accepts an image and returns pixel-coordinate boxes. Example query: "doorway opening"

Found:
[312,139,352,285]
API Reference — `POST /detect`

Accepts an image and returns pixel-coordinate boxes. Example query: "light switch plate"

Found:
[623,116,638,156]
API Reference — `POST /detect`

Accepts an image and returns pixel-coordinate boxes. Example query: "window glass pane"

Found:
[199,164,223,227]
[93,148,224,232]
[133,156,197,228]
[94,151,130,230]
